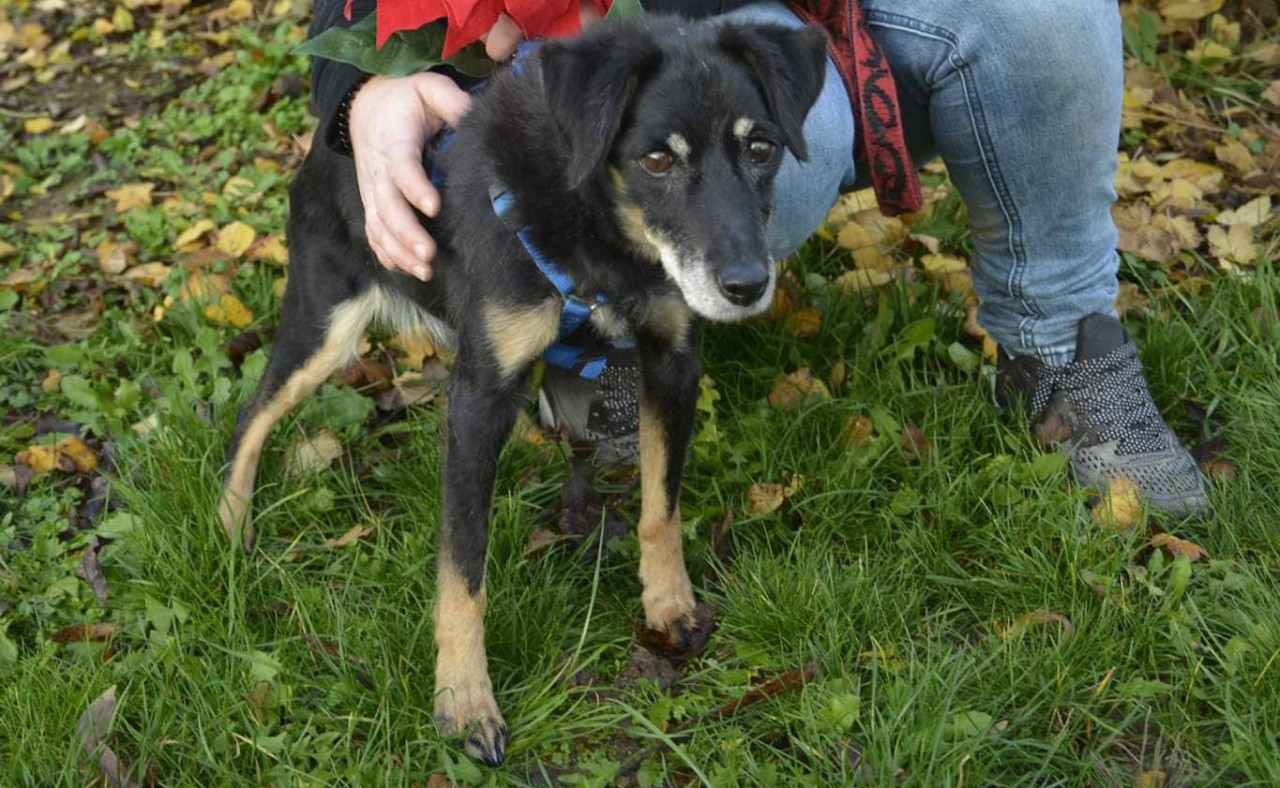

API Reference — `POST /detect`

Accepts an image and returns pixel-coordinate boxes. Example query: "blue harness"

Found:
[428,41,627,381]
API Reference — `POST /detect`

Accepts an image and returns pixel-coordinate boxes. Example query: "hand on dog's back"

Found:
[344,0,605,282]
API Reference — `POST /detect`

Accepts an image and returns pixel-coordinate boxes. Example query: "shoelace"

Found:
[1029,342,1171,456]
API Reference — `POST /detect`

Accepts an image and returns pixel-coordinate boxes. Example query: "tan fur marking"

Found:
[482,298,561,378]
[733,117,754,139]
[637,402,695,631]
[643,296,693,352]
[666,133,691,159]
[218,290,379,542]
[433,562,501,732]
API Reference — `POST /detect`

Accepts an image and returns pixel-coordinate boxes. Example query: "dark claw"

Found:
[463,718,508,766]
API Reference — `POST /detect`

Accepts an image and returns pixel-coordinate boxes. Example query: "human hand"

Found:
[348,72,470,280]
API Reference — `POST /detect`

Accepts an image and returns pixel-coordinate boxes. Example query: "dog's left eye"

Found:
[748,140,776,164]
[641,151,674,175]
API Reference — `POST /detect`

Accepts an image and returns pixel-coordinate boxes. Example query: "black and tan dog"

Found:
[218,15,826,765]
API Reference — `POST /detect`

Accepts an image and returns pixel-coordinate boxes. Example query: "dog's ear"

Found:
[718,23,828,161]
[540,33,662,189]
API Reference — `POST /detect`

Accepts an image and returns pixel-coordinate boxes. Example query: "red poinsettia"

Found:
[346,0,612,58]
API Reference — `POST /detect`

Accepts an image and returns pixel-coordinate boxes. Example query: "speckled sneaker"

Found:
[538,348,640,465]
[997,314,1211,517]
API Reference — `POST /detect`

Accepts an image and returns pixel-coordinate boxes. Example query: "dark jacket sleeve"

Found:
[309,0,377,154]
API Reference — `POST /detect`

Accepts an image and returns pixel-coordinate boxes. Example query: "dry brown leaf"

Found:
[286,429,342,478]
[50,623,116,643]
[841,414,875,448]
[782,306,821,337]
[1207,223,1256,266]
[324,523,371,548]
[767,368,830,409]
[1215,139,1257,174]
[179,271,230,304]
[899,422,934,462]
[1216,195,1271,228]
[994,609,1075,640]
[746,483,786,516]
[216,221,257,257]
[1263,80,1280,108]
[1091,477,1144,531]
[106,182,154,213]
[1152,532,1208,562]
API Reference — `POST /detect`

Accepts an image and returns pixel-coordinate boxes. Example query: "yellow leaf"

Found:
[174,219,216,250]
[1207,223,1257,266]
[1214,139,1256,173]
[17,444,62,474]
[210,293,254,328]
[0,239,18,259]
[95,237,132,275]
[1216,195,1271,228]
[993,609,1075,640]
[55,436,98,473]
[1135,770,1167,788]
[42,369,63,394]
[782,306,821,337]
[746,483,786,516]
[841,414,874,448]
[324,523,372,549]
[222,176,255,199]
[210,0,254,22]
[248,235,288,265]
[106,182,154,213]
[1208,13,1239,44]
[145,28,168,49]
[1185,39,1232,67]
[111,6,135,32]
[1156,0,1223,21]
[920,253,967,275]
[23,116,53,134]
[216,221,257,256]
[179,271,229,304]
[1091,477,1144,531]
[1263,80,1280,108]
[121,262,173,286]
[390,328,437,367]
[834,268,893,293]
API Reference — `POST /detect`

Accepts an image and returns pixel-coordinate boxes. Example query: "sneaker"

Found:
[997,314,1211,517]
[538,347,640,465]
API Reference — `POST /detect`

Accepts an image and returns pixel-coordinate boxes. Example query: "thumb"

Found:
[413,73,472,128]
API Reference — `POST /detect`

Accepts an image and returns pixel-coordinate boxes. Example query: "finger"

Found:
[388,146,444,218]
[414,73,473,129]
[370,214,432,280]
[484,14,522,61]
[376,181,437,279]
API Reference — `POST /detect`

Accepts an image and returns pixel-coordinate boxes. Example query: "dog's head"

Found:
[539,17,828,322]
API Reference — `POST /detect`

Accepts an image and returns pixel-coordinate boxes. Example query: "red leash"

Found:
[783,0,922,215]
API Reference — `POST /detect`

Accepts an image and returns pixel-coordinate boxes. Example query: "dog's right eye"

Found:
[640,151,674,176]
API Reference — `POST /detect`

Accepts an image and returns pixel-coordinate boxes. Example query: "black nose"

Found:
[716,269,769,306]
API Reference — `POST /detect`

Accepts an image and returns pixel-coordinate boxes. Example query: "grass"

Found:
[2,1,1279,785]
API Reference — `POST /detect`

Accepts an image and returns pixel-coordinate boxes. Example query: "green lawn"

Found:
[2,2,1279,785]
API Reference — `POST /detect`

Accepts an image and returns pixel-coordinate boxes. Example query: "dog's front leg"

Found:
[635,327,702,646]
[433,354,529,766]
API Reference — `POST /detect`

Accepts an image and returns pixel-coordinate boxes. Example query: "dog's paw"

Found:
[217,494,256,553]
[434,688,508,766]
[637,599,716,660]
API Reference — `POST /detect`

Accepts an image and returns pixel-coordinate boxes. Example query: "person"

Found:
[306,0,1211,516]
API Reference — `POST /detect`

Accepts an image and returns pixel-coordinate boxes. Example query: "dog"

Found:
[218,14,826,765]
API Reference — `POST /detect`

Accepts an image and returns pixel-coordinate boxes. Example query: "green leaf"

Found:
[296,14,493,79]
[0,290,18,311]
[1113,678,1172,699]
[946,341,979,373]
[45,343,87,369]
[606,0,646,20]
[943,710,994,738]
[61,375,102,411]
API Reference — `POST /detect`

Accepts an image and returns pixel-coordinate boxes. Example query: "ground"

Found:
[1,0,1278,785]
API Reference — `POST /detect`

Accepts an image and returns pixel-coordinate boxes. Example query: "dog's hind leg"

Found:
[635,325,703,646]
[218,287,378,552]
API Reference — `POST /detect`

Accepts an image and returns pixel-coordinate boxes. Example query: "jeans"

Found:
[722,0,1125,366]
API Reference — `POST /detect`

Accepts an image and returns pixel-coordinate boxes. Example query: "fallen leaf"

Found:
[17,444,72,474]
[1152,533,1208,562]
[1216,195,1271,228]
[767,368,831,409]
[94,237,133,275]
[204,293,254,328]
[899,422,933,462]
[76,685,139,788]
[323,523,371,548]
[174,218,216,250]
[1263,80,1280,108]
[24,116,54,134]
[834,268,894,292]
[286,429,342,478]
[1206,223,1256,266]
[105,182,154,213]
[994,609,1075,640]
[1091,477,1144,531]
[1215,139,1257,174]
[841,414,875,448]
[782,306,821,337]
[1135,770,1167,788]
[1157,0,1223,21]
[179,271,230,304]
[121,262,173,287]
[746,483,785,516]
[50,623,116,643]
[248,235,288,265]
[55,436,98,473]
[216,221,257,256]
